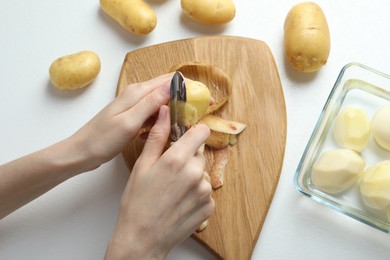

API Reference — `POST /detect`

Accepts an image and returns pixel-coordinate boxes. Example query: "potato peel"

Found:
[210,147,229,189]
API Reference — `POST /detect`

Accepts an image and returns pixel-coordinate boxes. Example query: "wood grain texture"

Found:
[115,36,286,260]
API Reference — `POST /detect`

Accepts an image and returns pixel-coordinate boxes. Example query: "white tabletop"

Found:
[1,1,390,259]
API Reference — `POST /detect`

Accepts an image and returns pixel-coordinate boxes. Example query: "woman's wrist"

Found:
[51,135,100,177]
[105,235,164,260]
[31,133,101,184]
[104,214,166,260]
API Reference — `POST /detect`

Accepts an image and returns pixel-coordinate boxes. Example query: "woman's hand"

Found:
[105,105,215,260]
[0,73,173,219]
[70,73,173,170]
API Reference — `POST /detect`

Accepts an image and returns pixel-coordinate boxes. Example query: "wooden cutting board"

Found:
[115,36,286,260]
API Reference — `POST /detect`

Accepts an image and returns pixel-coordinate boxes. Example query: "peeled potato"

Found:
[371,105,390,151]
[49,51,101,90]
[284,2,330,72]
[360,161,390,210]
[311,149,365,194]
[179,80,211,127]
[170,62,232,114]
[387,207,390,222]
[333,107,371,152]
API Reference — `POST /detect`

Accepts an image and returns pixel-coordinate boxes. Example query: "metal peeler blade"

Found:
[170,71,187,142]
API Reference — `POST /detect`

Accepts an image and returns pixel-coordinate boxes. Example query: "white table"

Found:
[1,1,390,259]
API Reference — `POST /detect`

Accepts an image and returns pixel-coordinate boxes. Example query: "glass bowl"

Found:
[294,63,390,232]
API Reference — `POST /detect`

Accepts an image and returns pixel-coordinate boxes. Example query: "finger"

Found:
[114,73,175,112]
[122,83,171,131]
[120,72,193,105]
[178,193,215,235]
[136,105,170,170]
[192,197,215,227]
[168,124,210,159]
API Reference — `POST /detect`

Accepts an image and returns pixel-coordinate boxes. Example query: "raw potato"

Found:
[186,81,211,120]
[170,62,233,114]
[284,2,330,72]
[333,107,371,152]
[100,0,157,35]
[388,207,390,222]
[179,80,211,127]
[371,105,390,151]
[49,51,101,90]
[360,161,390,209]
[311,149,365,194]
[181,0,236,25]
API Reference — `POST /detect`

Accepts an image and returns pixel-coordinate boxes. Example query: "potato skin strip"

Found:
[210,148,229,189]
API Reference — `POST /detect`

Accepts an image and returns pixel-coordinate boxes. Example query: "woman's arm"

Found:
[0,136,94,219]
[0,73,172,219]
[0,72,215,259]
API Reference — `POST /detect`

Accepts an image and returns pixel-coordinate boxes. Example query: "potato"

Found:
[181,0,236,25]
[49,51,101,90]
[311,149,365,194]
[169,62,232,114]
[371,105,390,151]
[178,80,211,127]
[284,2,330,72]
[100,0,157,35]
[186,81,211,120]
[360,161,390,209]
[333,107,370,152]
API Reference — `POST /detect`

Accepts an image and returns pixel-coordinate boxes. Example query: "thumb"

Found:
[136,105,170,170]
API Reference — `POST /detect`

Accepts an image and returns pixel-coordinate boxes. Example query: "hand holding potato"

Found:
[1,72,214,259]
[105,109,214,259]
[71,73,172,169]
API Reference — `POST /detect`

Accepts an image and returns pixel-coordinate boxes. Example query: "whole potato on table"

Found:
[100,0,157,35]
[49,51,101,90]
[284,2,330,72]
[181,0,236,25]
